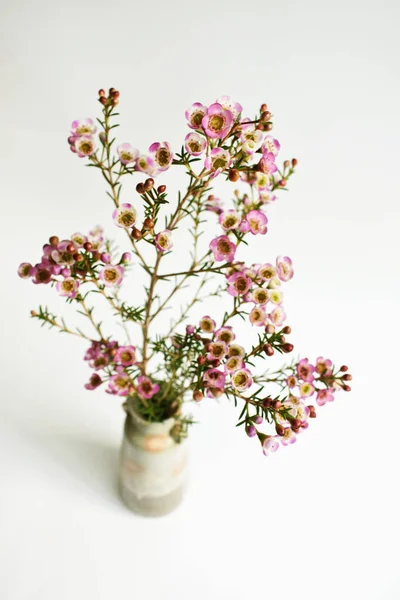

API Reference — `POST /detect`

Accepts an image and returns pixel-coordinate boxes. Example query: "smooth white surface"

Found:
[1,0,400,598]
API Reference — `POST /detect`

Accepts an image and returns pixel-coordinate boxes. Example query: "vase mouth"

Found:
[124,397,177,429]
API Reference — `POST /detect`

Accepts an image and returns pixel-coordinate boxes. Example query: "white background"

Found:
[1,0,400,598]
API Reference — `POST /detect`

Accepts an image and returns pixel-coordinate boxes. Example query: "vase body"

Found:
[119,411,188,517]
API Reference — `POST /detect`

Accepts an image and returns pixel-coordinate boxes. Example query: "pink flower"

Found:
[84,373,102,390]
[205,147,231,176]
[262,436,280,456]
[219,209,240,231]
[115,345,137,366]
[259,192,277,204]
[108,371,132,397]
[269,289,283,305]
[215,96,243,119]
[32,265,52,285]
[199,315,216,333]
[281,428,296,446]
[231,368,253,391]
[136,155,157,176]
[228,344,245,359]
[299,382,315,398]
[149,141,173,172]
[184,132,207,156]
[262,136,281,156]
[239,120,264,145]
[287,375,298,389]
[112,203,137,228]
[252,287,269,305]
[71,118,97,137]
[207,341,228,361]
[203,368,226,391]
[137,376,160,400]
[276,256,294,282]
[185,102,208,129]
[316,388,335,406]
[296,358,315,382]
[224,356,244,373]
[210,235,236,262]
[71,232,87,248]
[269,307,286,326]
[117,143,139,165]
[255,172,271,190]
[99,265,124,287]
[259,151,277,174]
[215,326,235,345]
[202,103,233,139]
[155,230,173,252]
[315,357,333,376]
[101,252,111,264]
[74,135,97,157]
[18,262,33,279]
[245,210,268,235]
[226,271,252,296]
[249,306,267,326]
[258,263,276,281]
[56,277,79,298]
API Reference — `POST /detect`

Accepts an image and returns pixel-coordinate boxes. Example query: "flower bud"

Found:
[262,397,272,407]
[66,243,76,254]
[30,310,38,317]
[246,424,257,438]
[273,400,281,409]
[280,335,286,344]
[197,355,206,365]
[143,217,155,230]
[252,415,263,425]
[98,89,105,97]
[136,182,145,194]
[144,178,154,191]
[83,242,92,251]
[291,158,298,167]
[343,374,352,381]
[121,252,131,263]
[260,103,268,112]
[291,418,302,430]
[211,359,221,368]
[275,424,285,436]
[228,169,240,182]
[308,405,317,418]
[279,179,287,187]
[284,160,290,168]
[92,251,101,261]
[99,97,107,106]
[73,253,83,262]
[193,390,204,402]
[131,227,142,241]
[49,235,59,246]
[340,365,348,372]
[261,111,271,121]
[281,325,291,334]
[264,122,273,131]
[157,185,166,194]
[282,343,294,353]
[109,87,116,95]
[265,324,275,334]
[343,384,351,392]
[263,343,274,356]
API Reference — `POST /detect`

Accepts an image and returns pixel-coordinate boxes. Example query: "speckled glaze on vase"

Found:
[119,409,188,517]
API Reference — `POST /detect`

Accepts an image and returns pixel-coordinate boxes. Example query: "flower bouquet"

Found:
[18,88,352,515]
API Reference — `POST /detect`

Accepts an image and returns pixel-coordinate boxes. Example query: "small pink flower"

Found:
[259,192,277,204]
[184,132,207,156]
[252,287,269,305]
[224,356,244,374]
[155,230,173,252]
[186,325,195,335]
[136,155,157,176]
[117,143,139,165]
[112,203,137,228]
[84,373,102,390]
[215,96,243,119]
[108,371,132,397]
[203,368,226,390]
[262,136,281,156]
[316,388,335,406]
[259,151,277,174]
[287,375,298,389]
[56,277,79,298]
[226,271,252,296]
[219,209,240,231]
[258,263,276,281]
[315,357,333,376]
[207,341,228,361]
[281,428,296,446]
[215,326,235,345]
[205,147,231,176]
[269,307,286,326]
[210,235,236,262]
[101,252,111,264]
[115,345,137,366]
[231,368,253,391]
[99,265,124,287]
[71,118,97,136]
[71,232,87,248]
[185,102,208,129]
[239,120,264,145]
[262,436,280,456]
[249,306,268,326]
[149,141,173,172]
[32,265,52,285]
[296,358,315,382]
[255,172,271,190]
[199,315,216,333]
[137,376,160,400]
[276,256,294,282]
[202,103,233,139]
[269,289,283,305]
[299,382,315,398]
[228,344,245,359]
[74,135,97,157]
[18,262,33,279]
[245,210,268,235]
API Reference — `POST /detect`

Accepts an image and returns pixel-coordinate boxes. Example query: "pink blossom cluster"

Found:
[68,119,98,157]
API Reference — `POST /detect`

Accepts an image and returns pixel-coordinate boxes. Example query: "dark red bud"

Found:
[99,97,107,105]
[263,343,274,356]
[340,365,348,372]
[343,374,352,381]
[281,326,291,334]
[262,397,272,407]
[193,390,204,402]
[273,400,282,409]
[73,253,83,262]
[136,183,145,194]
[279,179,287,187]
[109,87,116,95]
[260,103,268,112]
[98,89,105,97]
[292,158,298,167]
[228,169,240,182]
[49,235,59,246]
[282,343,294,353]
[343,385,351,392]
[292,418,302,430]
[275,424,285,436]
[264,122,273,131]
[83,242,92,251]
[143,217,155,230]
[92,251,101,261]
[261,111,271,121]
[157,185,166,194]
[66,243,76,254]
[211,359,221,368]
[131,227,142,241]
[144,178,154,191]
[308,405,317,418]
[197,356,206,365]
